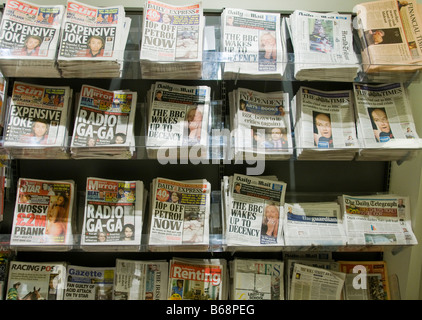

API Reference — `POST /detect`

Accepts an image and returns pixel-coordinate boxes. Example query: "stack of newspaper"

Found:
[292,86,359,160]
[114,259,168,300]
[70,84,137,159]
[146,81,211,159]
[167,258,228,300]
[147,177,211,252]
[287,10,359,81]
[0,0,65,77]
[352,82,422,161]
[140,0,204,79]
[228,87,293,160]
[10,178,76,251]
[229,258,284,300]
[222,174,287,251]
[57,0,131,78]
[221,8,287,80]
[339,194,418,246]
[80,177,146,252]
[0,72,8,129]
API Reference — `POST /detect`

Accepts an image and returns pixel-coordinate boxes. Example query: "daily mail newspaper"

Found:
[167,258,227,300]
[114,258,168,300]
[10,178,76,251]
[221,8,286,80]
[80,177,145,252]
[339,194,418,245]
[6,261,67,300]
[64,265,114,300]
[148,177,210,251]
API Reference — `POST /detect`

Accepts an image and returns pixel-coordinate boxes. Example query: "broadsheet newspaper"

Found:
[80,177,145,252]
[148,177,210,251]
[288,10,359,81]
[64,265,114,300]
[228,87,293,160]
[221,8,286,80]
[339,194,418,245]
[229,258,284,300]
[114,258,168,300]
[6,260,67,300]
[10,178,75,251]
[168,258,227,300]
[140,0,204,79]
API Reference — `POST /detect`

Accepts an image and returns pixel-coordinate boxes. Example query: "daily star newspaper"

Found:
[80,177,145,252]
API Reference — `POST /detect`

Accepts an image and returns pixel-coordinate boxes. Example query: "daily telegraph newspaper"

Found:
[64,265,114,300]
[283,202,347,246]
[221,8,286,80]
[339,194,418,245]
[229,258,284,300]
[288,10,359,81]
[148,177,211,251]
[229,88,292,160]
[114,259,168,300]
[80,177,145,252]
[167,258,227,300]
[10,178,75,251]
[6,260,67,300]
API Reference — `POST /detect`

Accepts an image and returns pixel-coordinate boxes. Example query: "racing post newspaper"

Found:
[80,177,145,252]
[3,81,72,159]
[140,0,204,79]
[167,258,227,300]
[292,86,358,160]
[70,84,137,159]
[221,8,286,80]
[10,178,76,251]
[58,0,130,78]
[114,258,169,300]
[228,87,293,160]
[0,0,65,77]
[287,10,359,81]
[147,177,211,252]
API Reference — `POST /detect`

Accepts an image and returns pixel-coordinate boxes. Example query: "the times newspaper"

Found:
[70,84,137,159]
[283,202,347,246]
[64,265,114,300]
[229,258,284,300]
[80,177,145,252]
[287,10,359,81]
[6,261,67,300]
[10,178,75,251]
[114,258,168,300]
[228,87,293,160]
[339,194,418,245]
[148,177,210,251]
[167,258,227,300]
[221,8,286,80]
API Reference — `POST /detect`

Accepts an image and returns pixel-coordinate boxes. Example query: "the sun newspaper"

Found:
[64,265,114,300]
[114,258,168,300]
[6,261,67,300]
[80,177,145,252]
[70,84,137,159]
[228,87,293,160]
[229,258,284,300]
[140,0,204,79]
[10,178,76,251]
[167,258,227,300]
[147,177,211,251]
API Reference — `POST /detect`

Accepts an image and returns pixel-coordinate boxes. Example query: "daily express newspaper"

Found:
[80,177,144,251]
[339,194,418,245]
[114,259,168,300]
[6,261,67,300]
[168,258,227,300]
[64,265,114,300]
[10,178,75,250]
